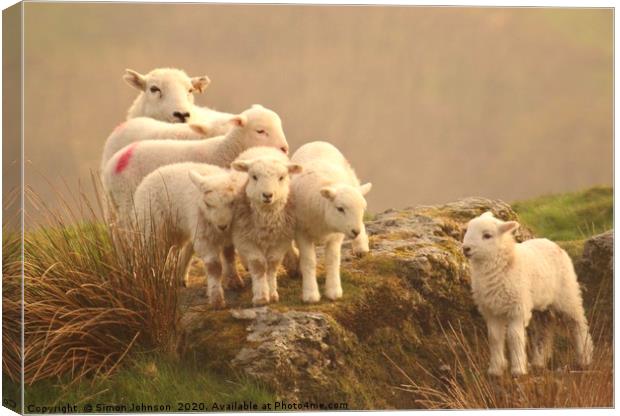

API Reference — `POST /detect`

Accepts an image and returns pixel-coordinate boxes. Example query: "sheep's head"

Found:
[124,68,210,123]
[188,170,238,233]
[320,183,372,239]
[462,212,519,262]
[232,151,302,207]
[230,105,289,155]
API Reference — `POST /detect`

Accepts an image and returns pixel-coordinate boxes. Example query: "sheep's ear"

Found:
[123,69,146,91]
[287,163,303,175]
[498,221,519,234]
[188,170,210,193]
[191,75,210,93]
[481,211,494,219]
[359,182,372,196]
[189,123,210,136]
[229,114,247,128]
[231,160,251,172]
[320,187,337,201]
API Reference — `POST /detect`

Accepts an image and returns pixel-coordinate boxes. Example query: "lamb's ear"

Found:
[320,187,337,201]
[359,182,372,196]
[287,163,303,175]
[123,69,146,91]
[229,114,247,128]
[189,123,209,136]
[231,160,252,172]
[481,211,495,219]
[498,221,519,234]
[188,170,210,193]
[251,104,265,110]
[191,75,211,93]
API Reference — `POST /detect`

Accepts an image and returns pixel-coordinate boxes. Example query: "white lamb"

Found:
[462,212,593,376]
[230,147,302,306]
[101,116,233,171]
[102,105,289,223]
[133,162,244,307]
[124,68,210,122]
[288,141,372,303]
[124,67,235,130]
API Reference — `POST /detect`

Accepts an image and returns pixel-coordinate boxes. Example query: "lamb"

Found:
[101,116,234,170]
[124,67,235,131]
[102,104,289,224]
[133,162,244,306]
[124,68,210,122]
[230,147,302,306]
[462,212,594,376]
[287,141,372,303]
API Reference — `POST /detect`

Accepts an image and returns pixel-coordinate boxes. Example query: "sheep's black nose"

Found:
[351,229,360,237]
[463,246,471,256]
[173,111,191,122]
[218,224,228,231]
[262,193,273,199]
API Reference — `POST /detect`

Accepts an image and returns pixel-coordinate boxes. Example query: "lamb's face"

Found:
[124,68,210,123]
[232,158,302,206]
[189,171,237,232]
[320,184,371,239]
[237,105,289,154]
[462,212,519,262]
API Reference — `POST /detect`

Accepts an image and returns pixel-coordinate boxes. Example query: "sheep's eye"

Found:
[252,175,258,181]
[256,129,266,134]
[188,88,194,93]
[483,232,493,240]
[337,207,345,213]
[150,86,161,94]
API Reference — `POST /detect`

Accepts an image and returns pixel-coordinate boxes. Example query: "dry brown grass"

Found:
[3,177,184,385]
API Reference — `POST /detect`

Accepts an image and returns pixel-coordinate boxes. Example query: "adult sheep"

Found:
[133,162,244,305]
[102,105,289,224]
[287,141,372,303]
[462,212,593,376]
[230,147,302,306]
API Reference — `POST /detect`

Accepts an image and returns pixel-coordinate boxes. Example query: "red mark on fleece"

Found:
[115,142,138,174]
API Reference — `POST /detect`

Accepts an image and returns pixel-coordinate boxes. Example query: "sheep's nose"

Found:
[262,193,273,199]
[280,146,289,154]
[173,111,191,122]
[462,246,471,256]
[218,224,228,231]
[351,229,360,238]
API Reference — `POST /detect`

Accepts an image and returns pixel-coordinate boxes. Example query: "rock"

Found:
[579,230,613,285]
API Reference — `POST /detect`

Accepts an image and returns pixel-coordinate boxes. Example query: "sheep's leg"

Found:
[506,317,528,376]
[203,254,225,309]
[324,234,344,300]
[297,236,320,303]
[555,300,593,368]
[221,245,244,290]
[283,241,300,278]
[486,315,508,376]
[176,242,195,287]
[351,224,370,257]
[266,258,281,302]
[248,258,270,306]
[529,311,555,370]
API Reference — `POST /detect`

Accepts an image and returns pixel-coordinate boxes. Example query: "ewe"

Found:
[462,212,593,376]
[124,68,210,122]
[230,147,302,306]
[133,162,243,305]
[102,105,289,224]
[288,141,371,303]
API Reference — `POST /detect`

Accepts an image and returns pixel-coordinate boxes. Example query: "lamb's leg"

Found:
[203,254,225,309]
[555,299,593,368]
[266,258,281,302]
[529,311,555,370]
[506,317,528,376]
[177,242,195,287]
[324,233,344,300]
[221,245,244,290]
[283,241,300,278]
[297,236,320,303]
[248,258,270,306]
[486,315,508,376]
[351,224,369,257]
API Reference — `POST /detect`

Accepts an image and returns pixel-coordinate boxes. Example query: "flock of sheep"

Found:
[100,67,593,377]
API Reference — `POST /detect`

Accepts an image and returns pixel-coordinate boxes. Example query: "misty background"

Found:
[20,4,612,217]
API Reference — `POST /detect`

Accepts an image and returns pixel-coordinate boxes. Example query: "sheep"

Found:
[230,147,302,306]
[102,104,289,225]
[287,141,372,303]
[124,68,210,123]
[101,116,233,170]
[133,162,244,306]
[462,212,594,376]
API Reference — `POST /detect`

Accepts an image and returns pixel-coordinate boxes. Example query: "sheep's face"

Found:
[232,158,302,206]
[233,105,289,154]
[320,183,372,239]
[462,212,519,262]
[189,171,238,233]
[124,68,210,123]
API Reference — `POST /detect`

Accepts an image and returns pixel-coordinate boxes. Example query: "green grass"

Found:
[512,186,612,241]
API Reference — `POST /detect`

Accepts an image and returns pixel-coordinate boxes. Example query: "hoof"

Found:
[210,297,227,310]
[252,296,270,306]
[302,291,321,303]
[324,287,343,301]
[270,291,280,302]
